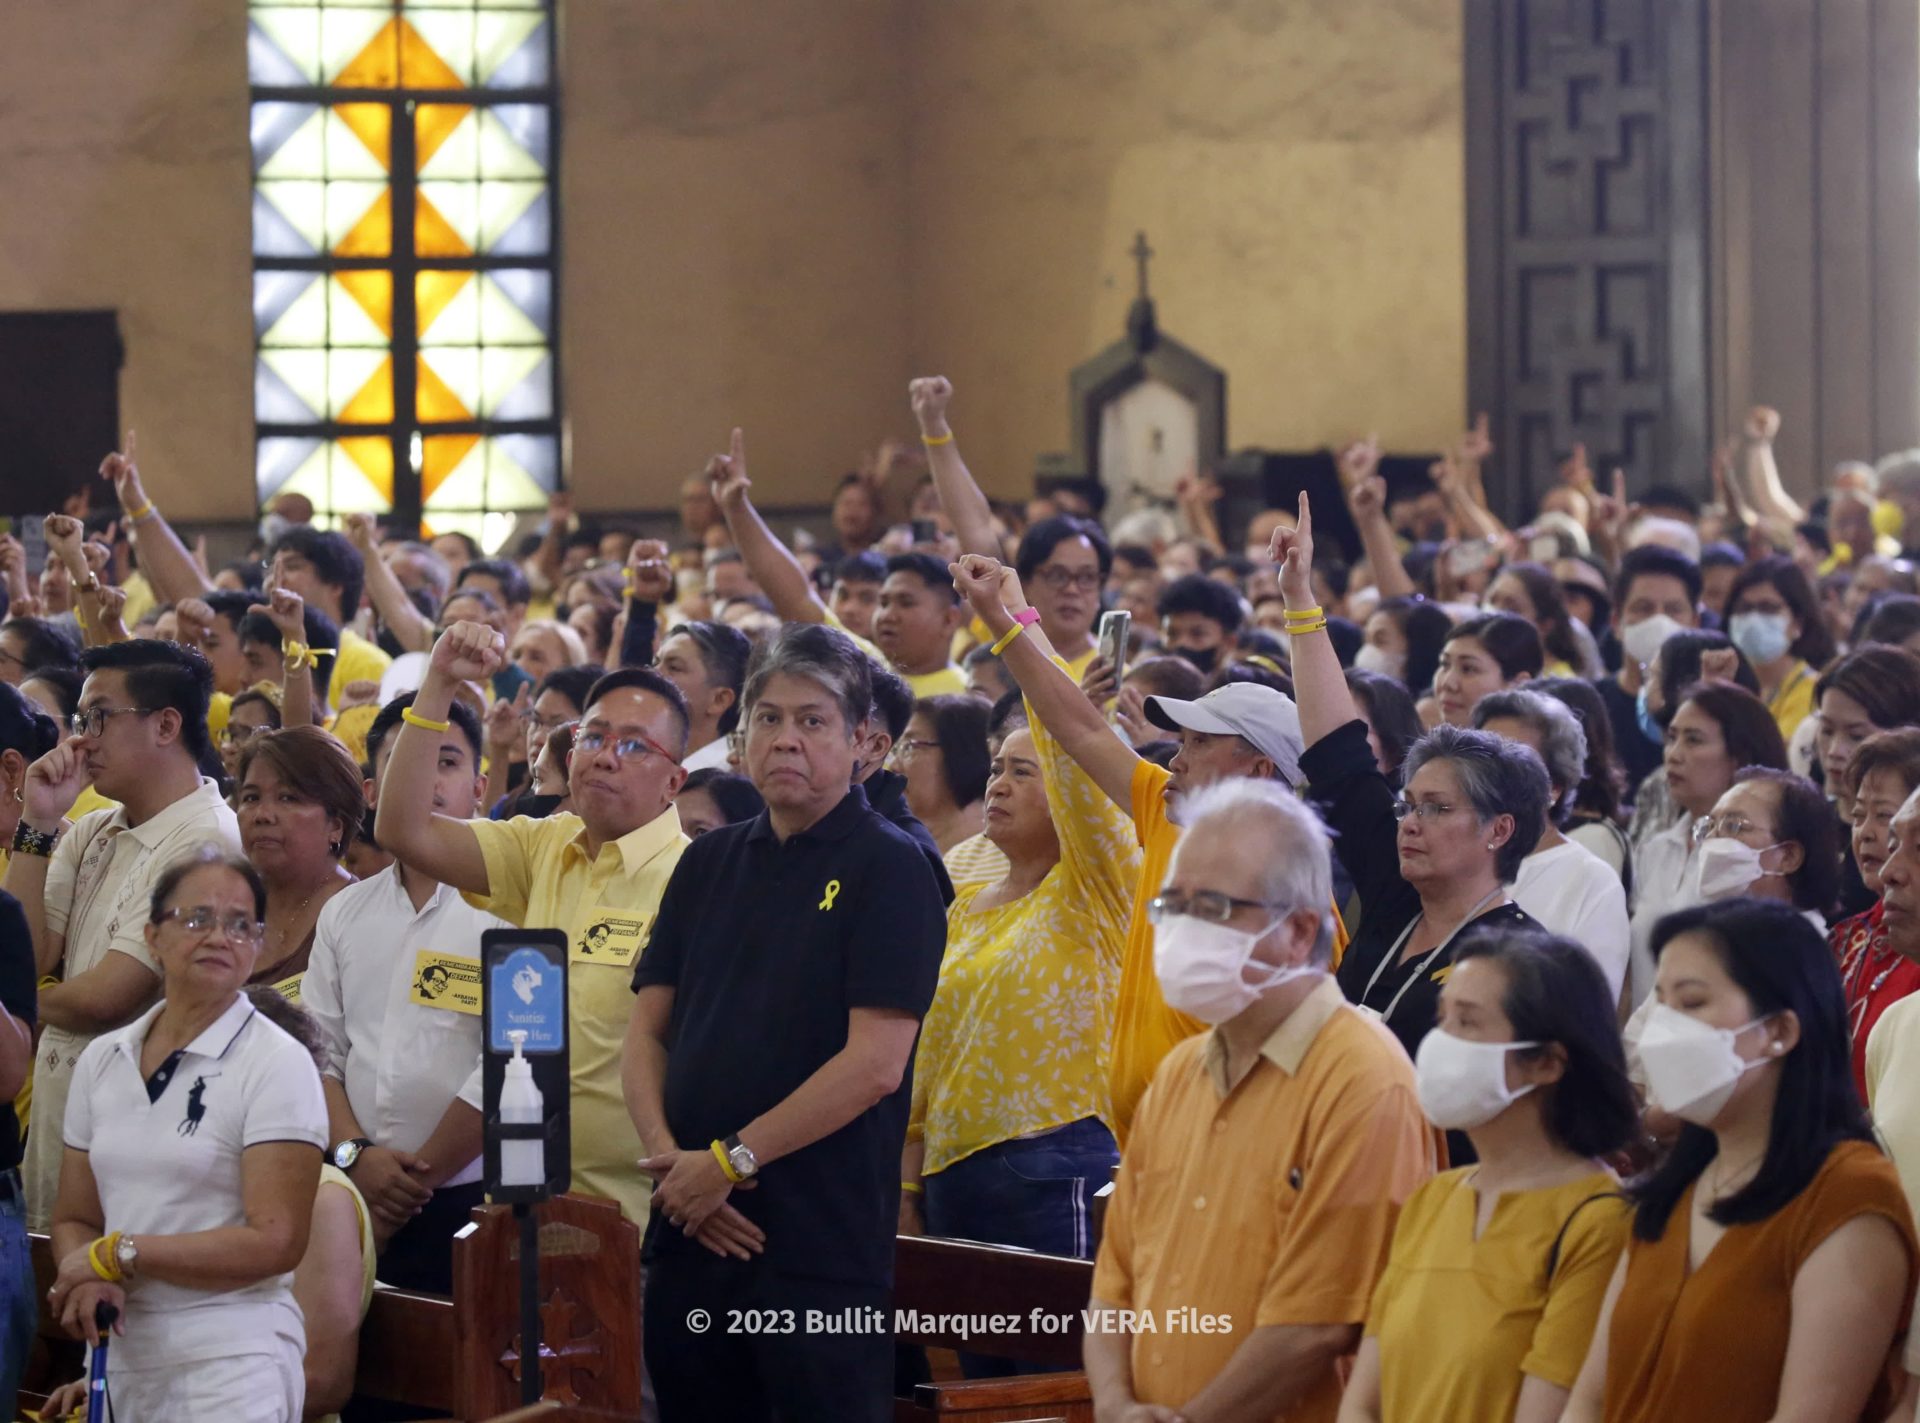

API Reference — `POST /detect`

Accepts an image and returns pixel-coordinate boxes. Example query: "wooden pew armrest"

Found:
[911,1370,1092,1412]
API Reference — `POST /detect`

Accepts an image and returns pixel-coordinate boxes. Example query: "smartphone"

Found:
[1447,538,1494,578]
[1098,609,1131,681]
[910,518,938,545]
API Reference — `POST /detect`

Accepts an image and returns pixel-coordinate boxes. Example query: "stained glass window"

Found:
[250,0,558,547]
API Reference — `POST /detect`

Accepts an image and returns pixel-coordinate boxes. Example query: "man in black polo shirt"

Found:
[625,622,947,1423]
[0,887,36,1418]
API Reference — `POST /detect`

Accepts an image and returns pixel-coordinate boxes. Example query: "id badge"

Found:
[409,949,483,1014]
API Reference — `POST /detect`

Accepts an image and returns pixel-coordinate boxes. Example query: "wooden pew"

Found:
[25,1210,1091,1423]
[892,1235,1096,1423]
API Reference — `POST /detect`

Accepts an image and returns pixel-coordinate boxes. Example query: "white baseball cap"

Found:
[1144,682,1304,786]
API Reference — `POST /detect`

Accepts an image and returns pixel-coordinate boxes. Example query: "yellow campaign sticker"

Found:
[409,950,482,1015]
[272,973,304,1004]
[571,907,651,967]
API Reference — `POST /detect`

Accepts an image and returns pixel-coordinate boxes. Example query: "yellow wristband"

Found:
[1281,605,1325,623]
[920,431,954,447]
[125,501,154,522]
[87,1233,123,1283]
[1285,619,1328,636]
[900,1181,924,1196]
[711,1139,744,1183]
[401,706,452,734]
[989,621,1029,656]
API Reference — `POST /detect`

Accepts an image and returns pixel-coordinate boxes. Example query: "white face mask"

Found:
[1730,610,1793,665]
[1691,837,1786,900]
[1153,915,1315,1025]
[1354,643,1407,681]
[1636,1003,1773,1125]
[1621,612,1682,668]
[1414,1028,1540,1130]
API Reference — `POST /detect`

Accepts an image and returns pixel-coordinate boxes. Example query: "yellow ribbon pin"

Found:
[818,880,842,911]
[282,640,337,670]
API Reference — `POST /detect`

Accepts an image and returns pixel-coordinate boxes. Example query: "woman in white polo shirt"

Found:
[44,845,327,1420]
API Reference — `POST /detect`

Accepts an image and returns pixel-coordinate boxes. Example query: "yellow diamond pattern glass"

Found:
[251,0,557,534]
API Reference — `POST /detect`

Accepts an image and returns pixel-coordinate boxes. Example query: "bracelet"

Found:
[899,1181,924,1196]
[1285,620,1328,636]
[1280,605,1325,624]
[920,431,954,447]
[710,1139,744,1184]
[124,501,154,522]
[989,621,1029,656]
[281,641,336,671]
[87,1232,124,1284]
[9,822,57,858]
[400,706,451,733]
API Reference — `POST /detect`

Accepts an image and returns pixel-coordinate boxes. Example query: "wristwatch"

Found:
[722,1133,758,1182]
[330,1137,374,1171]
[115,1234,139,1279]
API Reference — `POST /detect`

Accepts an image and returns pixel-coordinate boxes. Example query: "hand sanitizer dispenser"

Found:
[500,1030,546,1188]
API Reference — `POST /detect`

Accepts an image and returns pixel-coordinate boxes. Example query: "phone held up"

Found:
[1097,608,1131,684]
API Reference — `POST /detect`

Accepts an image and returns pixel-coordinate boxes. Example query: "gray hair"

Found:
[1471,688,1587,828]
[1876,450,1920,499]
[1169,778,1335,966]
[1401,724,1551,883]
[741,622,874,736]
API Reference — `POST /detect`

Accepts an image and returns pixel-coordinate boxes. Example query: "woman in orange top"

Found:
[1564,898,1916,1423]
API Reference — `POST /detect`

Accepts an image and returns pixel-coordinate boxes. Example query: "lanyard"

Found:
[1363,886,1506,1023]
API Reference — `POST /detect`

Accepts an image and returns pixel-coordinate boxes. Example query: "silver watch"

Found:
[722,1134,758,1181]
[115,1234,138,1279]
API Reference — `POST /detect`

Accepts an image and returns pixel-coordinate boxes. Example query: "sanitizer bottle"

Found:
[500,1029,545,1188]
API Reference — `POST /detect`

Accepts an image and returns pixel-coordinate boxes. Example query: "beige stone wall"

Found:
[0,0,1465,517]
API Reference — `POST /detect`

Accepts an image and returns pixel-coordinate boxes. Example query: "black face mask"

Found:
[1173,645,1219,674]
[515,791,567,820]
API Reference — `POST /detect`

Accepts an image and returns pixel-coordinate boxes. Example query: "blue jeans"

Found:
[1,1171,33,1423]
[922,1118,1118,1377]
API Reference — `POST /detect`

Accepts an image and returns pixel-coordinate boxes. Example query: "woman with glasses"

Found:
[894,693,992,856]
[1628,682,1788,1005]
[1279,495,1549,1066]
[903,564,1141,1296]
[1831,731,1920,1100]
[217,685,283,785]
[233,726,361,997]
[44,846,327,1421]
[484,664,603,819]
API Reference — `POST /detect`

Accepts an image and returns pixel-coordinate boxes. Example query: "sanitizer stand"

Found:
[481,929,571,1407]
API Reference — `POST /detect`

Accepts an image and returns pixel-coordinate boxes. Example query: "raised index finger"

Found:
[730,426,745,471]
[1295,489,1312,543]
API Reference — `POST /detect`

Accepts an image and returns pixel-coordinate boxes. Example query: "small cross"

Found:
[1130,231,1154,300]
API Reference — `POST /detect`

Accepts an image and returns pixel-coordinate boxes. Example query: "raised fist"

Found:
[430,620,507,685]
[1347,475,1387,521]
[1459,412,1495,464]
[1745,406,1781,442]
[625,538,674,604]
[99,430,147,514]
[909,377,953,437]
[43,515,84,556]
[1336,435,1382,490]
[344,512,379,553]
[174,597,215,649]
[947,553,1016,617]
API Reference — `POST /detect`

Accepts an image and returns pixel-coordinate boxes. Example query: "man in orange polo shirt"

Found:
[1086,780,1431,1422]
[952,555,1343,1139]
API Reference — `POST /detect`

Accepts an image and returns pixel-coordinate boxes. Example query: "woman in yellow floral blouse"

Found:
[902,673,1140,1269]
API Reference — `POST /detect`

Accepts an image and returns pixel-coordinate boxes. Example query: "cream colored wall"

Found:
[0,2,252,521]
[0,0,1465,518]
[905,0,1467,498]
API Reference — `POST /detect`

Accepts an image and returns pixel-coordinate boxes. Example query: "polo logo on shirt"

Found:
[178,1073,221,1136]
[818,879,842,912]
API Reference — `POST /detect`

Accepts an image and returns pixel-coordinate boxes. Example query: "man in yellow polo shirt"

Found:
[1086,781,1429,1422]
[953,554,1341,1141]
[375,620,689,1223]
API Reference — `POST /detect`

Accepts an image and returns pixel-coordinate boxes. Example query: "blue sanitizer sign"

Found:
[490,945,565,1054]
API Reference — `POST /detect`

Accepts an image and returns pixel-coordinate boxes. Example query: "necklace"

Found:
[261,880,327,975]
[1699,1147,1766,1206]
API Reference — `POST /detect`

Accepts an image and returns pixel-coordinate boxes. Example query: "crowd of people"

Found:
[4,386,1920,1422]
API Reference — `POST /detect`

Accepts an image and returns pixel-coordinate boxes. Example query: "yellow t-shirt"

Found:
[464,808,689,1224]
[905,665,968,699]
[944,832,1010,889]
[329,627,393,709]
[910,681,1140,1173]
[1768,660,1817,744]
[1108,761,1349,1143]
[118,569,157,633]
[1365,1168,1630,1418]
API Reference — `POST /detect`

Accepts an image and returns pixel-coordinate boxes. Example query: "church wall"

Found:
[904,0,1469,500]
[0,1,1466,521]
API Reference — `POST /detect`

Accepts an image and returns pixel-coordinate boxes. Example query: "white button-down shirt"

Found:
[64,994,327,1370]
[26,778,240,1227]
[302,865,500,1187]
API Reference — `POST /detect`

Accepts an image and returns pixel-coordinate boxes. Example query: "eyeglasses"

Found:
[893,738,940,761]
[1392,799,1459,823]
[1693,813,1773,844]
[574,727,681,765]
[221,723,267,749]
[157,907,265,945]
[69,706,156,739]
[1147,890,1287,925]
[726,730,747,758]
[1033,567,1102,593]
[521,710,575,732]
